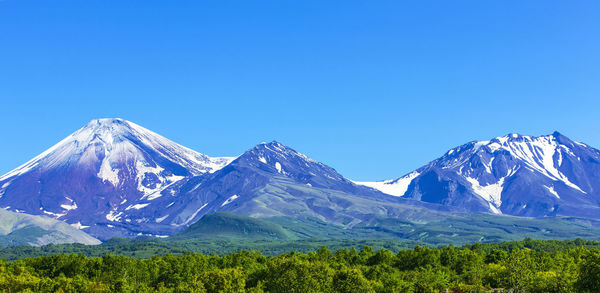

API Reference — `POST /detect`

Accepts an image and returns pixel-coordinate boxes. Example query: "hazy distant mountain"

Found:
[0,208,100,247]
[356,132,600,218]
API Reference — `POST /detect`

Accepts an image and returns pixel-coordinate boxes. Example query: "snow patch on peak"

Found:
[0,118,235,184]
[498,135,586,193]
[452,133,588,194]
[106,210,123,222]
[89,118,125,125]
[221,194,239,207]
[465,176,504,210]
[70,222,90,230]
[43,209,67,219]
[545,185,560,199]
[473,140,491,152]
[98,159,120,186]
[256,141,319,165]
[126,203,150,211]
[354,171,420,197]
[488,203,502,215]
[155,215,169,223]
[60,197,78,211]
[179,203,208,226]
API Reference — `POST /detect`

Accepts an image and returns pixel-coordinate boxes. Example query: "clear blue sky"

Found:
[1,1,598,180]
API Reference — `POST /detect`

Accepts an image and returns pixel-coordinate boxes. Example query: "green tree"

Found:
[199,268,245,293]
[575,250,600,292]
[333,268,375,293]
[503,248,536,290]
[261,256,333,293]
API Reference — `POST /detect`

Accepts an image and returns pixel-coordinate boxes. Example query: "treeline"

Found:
[0,238,418,261]
[1,239,600,292]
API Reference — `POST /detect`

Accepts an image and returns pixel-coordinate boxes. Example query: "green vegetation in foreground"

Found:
[2,239,600,292]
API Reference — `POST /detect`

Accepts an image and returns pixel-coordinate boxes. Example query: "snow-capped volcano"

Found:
[0,118,232,182]
[0,118,234,238]
[356,132,600,218]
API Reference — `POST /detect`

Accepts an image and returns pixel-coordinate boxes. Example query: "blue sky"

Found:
[1,1,598,180]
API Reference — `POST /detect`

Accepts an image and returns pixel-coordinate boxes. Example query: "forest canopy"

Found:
[1,238,600,292]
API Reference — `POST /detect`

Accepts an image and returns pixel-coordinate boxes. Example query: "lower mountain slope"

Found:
[171,212,292,240]
[354,214,600,245]
[0,208,100,247]
[164,211,600,247]
[4,212,600,261]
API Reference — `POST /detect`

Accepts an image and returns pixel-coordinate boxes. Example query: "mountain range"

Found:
[1,118,599,244]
